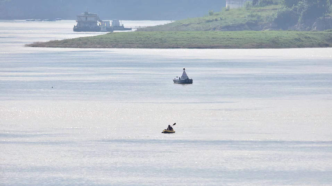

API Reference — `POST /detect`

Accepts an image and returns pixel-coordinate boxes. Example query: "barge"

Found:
[73,12,132,32]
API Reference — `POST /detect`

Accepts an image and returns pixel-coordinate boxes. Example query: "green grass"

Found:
[28,31,332,49]
[139,5,281,31]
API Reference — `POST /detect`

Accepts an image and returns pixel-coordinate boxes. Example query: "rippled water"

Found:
[1,20,332,186]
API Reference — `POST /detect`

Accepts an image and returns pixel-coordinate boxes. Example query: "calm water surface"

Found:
[0,20,332,186]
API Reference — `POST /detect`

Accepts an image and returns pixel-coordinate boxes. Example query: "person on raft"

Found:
[167,125,174,131]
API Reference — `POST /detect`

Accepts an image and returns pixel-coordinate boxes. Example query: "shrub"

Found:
[248,12,263,22]
[209,10,214,16]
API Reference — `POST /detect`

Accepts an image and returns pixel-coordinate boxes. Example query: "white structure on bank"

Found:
[226,0,253,9]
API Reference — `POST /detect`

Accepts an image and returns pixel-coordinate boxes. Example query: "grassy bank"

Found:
[28,31,332,49]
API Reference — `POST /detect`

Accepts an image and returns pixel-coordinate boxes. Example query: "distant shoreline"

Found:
[27,31,332,49]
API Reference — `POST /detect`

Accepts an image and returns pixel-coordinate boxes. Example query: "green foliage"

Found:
[253,0,259,5]
[245,1,253,10]
[256,0,279,7]
[134,1,331,32]
[274,8,299,29]
[279,0,332,25]
[248,12,262,21]
[140,4,282,31]
[265,14,276,22]
[295,1,307,14]
[281,0,301,8]
[28,31,332,49]
[299,0,331,22]
[222,6,230,12]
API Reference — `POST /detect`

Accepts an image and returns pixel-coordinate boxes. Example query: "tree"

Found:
[299,0,331,22]
[281,0,332,23]
[274,8,299,29]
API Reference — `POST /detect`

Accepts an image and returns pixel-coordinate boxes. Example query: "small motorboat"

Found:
[162,129,175,134]
[173,68,193,84]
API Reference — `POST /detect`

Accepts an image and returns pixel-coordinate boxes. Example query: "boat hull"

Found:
[162,129,175,134]
[173,79,193,84]
[112,26,132,31]
[74,26,101,32]
[73,26,113,32]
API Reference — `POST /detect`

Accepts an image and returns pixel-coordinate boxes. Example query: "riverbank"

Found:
[27,31,332,49]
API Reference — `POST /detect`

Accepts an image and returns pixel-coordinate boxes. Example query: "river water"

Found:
[0,20,332,186]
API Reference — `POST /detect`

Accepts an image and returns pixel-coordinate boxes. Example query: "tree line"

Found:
[245,0,331,29]
[275,0,331,29]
